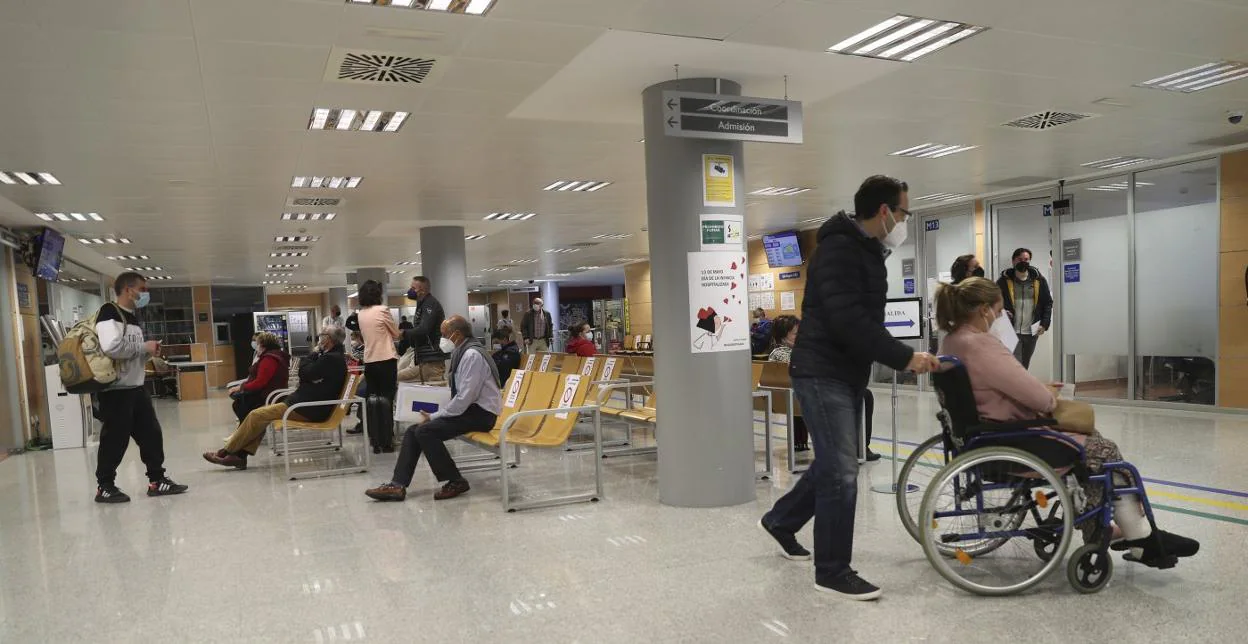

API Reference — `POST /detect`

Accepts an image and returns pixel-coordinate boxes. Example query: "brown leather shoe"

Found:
[434,479,470,500]
[365,483,407,502]
[202,451,247,469]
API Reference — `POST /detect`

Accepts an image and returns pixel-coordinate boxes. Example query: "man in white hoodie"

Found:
[93,272,189,503]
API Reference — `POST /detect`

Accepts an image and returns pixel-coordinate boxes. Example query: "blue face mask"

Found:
[135,291,151,308]
[407,288,420,300]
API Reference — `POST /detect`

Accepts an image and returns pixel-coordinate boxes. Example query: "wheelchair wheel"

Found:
[897,434,950,545]
[919,446,1074,596]
[1067,544,1113,594]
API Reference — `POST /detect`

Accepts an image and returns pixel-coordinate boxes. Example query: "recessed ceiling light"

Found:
[147,275,174,281]
[577,266,600,271]
[386,270,407,275]
[465,234,486,241]
[546,248,579,254]
[292,176,362,189]
[543,180,612,192]
[890,143,978,159]
[1137,61,1248,93]
[308,107,408,132]
[0,171,61,186]
[800,217,826,224]
[481,267,510,272]
[512,258,538,264]
[615,257,645,263]
[274,235,320,243]
[591,233,632,240]
[1081,156,1154,170]
[546,273,571,277]
[281,212,337,221]
[395,260,422,266]
[500,279,525,284]
[483,213,537,221]
[108,255,149,261]
[284,285,308,291]
[348,0,495,15]
[38,212,105,222]
[827,15,986,62]
[1086,181,1155,192]
[262,280,288,285]
[271,252,308,257]
[914,193,972,202]
[749,187,814,196]
[268,264,300,269]
[124,266,164,271]
[77,236,131,245]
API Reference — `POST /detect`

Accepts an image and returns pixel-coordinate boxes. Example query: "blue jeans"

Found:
[763,377,863,582]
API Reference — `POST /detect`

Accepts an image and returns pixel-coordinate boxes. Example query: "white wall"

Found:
[1134,203,1219,358]
[49,283,103,325]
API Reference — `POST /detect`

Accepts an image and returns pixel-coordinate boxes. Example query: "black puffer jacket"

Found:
[789,213,914,387]
[400,293,446,365]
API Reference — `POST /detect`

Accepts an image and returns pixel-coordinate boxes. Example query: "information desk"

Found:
[171,360,223,401]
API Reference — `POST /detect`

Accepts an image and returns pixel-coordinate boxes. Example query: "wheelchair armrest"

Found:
[966,418,1057,434]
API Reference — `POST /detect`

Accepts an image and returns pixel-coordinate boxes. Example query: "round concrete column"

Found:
[420,226,469,319]
[643,78,755,508]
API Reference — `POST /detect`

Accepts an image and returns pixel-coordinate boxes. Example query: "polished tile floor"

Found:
[2,389,1246,643]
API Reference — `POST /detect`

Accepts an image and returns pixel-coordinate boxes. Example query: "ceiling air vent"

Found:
[1001,111,1097,131]
[288,197,342,207]
[325,47,447,86]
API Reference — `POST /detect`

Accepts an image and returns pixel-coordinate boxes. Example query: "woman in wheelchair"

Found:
[935,278,1198,568]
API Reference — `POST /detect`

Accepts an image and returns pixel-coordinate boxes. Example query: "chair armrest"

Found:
[498,405,601,442]
[266,388,295,405]
[594,380,655,405]
[282,397,366,422]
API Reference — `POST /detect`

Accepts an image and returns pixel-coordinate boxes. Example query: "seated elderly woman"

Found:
[935,277,1198,567]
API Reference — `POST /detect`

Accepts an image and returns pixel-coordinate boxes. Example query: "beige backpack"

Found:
[57,304,121,394]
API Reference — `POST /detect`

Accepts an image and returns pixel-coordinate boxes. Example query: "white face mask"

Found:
[439,336,457,354]
[584,331,594,342]
[251,341,259,351]
[882,207,908,249]
[987,310,1019,353]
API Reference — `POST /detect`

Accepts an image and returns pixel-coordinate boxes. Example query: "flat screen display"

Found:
[34,227,65,281]
[762,230,803,268]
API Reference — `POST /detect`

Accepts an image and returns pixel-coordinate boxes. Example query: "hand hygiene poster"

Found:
[688,251,750,353]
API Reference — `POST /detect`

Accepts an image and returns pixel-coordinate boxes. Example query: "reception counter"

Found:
[173,361,223,401]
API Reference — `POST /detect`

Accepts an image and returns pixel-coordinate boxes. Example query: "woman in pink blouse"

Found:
[936,277,1197,568]
[357,280,401,452]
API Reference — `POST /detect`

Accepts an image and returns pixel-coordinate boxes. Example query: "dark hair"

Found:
[771,315,800,347]
[572,322,591,337]
[1012,247,1032,262]
[411,276,430,287]
[854,175,908,220]
[950,254,977,284]
[358,280,384,307]
[113,271,146,296]
[501,310,510,318]
[492,328,513,342]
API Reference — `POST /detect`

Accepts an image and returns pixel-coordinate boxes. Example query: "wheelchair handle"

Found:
[936,355,961,366]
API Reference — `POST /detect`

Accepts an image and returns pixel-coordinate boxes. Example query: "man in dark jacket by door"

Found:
[520,298,554,352]
[996,247,1053,369]
[399,276,447,382]
[759,175,939,601]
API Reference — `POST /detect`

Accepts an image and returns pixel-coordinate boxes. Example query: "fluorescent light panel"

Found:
[546,248,579,254]
[616,257,645,263]
[292,176,362,189]
[0,171,61,185]
[268,264,300,269]
[1138,61,1248,93]
[262,280,288,285]
[890,142,978,159]
[274,235,319,243]
[914,193,972,202]
[1087,181,1155,192]
[281,213,337,221]
[271,252,308,257]
[828,15,986,62]
[124,266,164,271]
[395,260,421,266]
[307,107,409,133]
[512,258,538,264]
[544,180,612,192]
[147,275,173,281]
[483,212,537,221]
[38,212,104,221]
[108,255,149,261]
[577,266,600,271]
[591,234,632,240]
[481,267,509,272]
[347,0,495,15]
[1080,156,1154,170]
[749,187,813,196]
[77,237,131,245]
[464,234,487,241]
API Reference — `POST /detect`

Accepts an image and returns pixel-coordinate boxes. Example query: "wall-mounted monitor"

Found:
[762,230,803,268]
[34,227,65,281]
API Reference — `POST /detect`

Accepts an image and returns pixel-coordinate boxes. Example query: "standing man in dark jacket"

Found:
[996,247,1053,369]
[203,327,349,469]
[520,298,554,352]
[399,276,447,382]
[759,176,939,601]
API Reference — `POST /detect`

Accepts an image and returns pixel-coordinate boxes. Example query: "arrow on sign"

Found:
[666,116,678,128]
[884,320,915,328]
[666,98,677,110]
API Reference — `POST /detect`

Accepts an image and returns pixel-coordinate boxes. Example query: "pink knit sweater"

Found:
[939,327,1057,423]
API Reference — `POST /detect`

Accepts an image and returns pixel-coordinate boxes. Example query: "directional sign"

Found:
[884,297,923,340]
[662,91,803,144]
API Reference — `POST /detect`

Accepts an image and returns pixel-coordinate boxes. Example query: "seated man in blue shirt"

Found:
[365,315,501,502]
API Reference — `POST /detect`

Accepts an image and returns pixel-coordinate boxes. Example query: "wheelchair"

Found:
[895,357,1172,596]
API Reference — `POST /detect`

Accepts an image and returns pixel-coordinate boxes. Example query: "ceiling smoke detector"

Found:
[1001,111,1098,131]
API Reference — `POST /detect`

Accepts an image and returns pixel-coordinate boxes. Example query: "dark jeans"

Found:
[391,404,497,487]
[364,358,398,404]
[764,377,863,582]
[1015,334,1040,369]
[232,392,264,423]
[96,387,166,487]
[796,389,872,450]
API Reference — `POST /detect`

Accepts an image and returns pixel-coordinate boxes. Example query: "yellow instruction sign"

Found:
[702,154,735,208]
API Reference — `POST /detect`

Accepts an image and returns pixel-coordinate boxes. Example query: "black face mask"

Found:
[1014,261,1030,274]
[972,267,986,278]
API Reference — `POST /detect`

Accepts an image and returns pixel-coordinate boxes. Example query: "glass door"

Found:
[919,208,975,354]
[989,197,1058,382]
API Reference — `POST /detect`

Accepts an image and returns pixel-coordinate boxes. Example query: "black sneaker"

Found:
[95,486,131,504]
[816,570,882,601]
[865,449,882,462]
[147,477,189,497]
[758,518,811,561]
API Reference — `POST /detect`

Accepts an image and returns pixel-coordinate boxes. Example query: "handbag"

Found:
[1052,398,1095,434]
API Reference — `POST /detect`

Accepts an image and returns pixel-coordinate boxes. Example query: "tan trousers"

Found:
[418,362,446,383]
[224,403,307,455]
[528,338,550,353]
